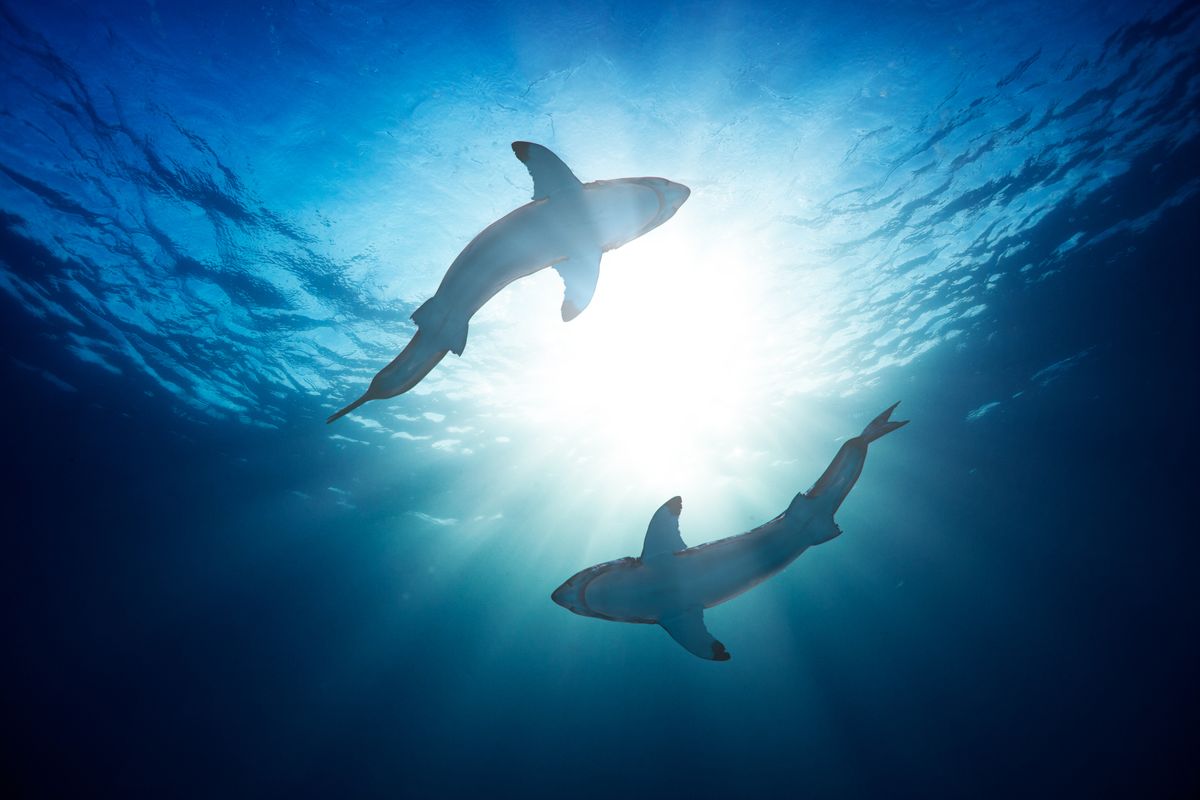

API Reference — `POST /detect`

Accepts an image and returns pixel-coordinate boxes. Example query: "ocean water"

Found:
[3,0,1198,796]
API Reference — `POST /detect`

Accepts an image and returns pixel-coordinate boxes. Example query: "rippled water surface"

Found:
[3,1,1198,797]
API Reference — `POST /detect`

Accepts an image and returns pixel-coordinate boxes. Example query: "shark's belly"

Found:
[674,521,812,608]
[692,504,847,606]
[436,203,582,315]
[584,533,809,621]
[578,511,840,622]
[584,563,685,622]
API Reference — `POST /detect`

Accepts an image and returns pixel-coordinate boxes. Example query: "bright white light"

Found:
[507,215,779,485]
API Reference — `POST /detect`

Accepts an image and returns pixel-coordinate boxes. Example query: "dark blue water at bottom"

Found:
[3,1,1199,798]
[6,193,1198,799]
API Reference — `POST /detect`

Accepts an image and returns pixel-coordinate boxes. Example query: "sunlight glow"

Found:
[507,216,782,486]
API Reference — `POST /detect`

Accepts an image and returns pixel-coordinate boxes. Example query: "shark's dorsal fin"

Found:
[512,141,582,200]
[659,608,731,661]
[641,496,686,559]
[553,249,601,321]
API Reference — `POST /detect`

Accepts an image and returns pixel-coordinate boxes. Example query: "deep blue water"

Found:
[3,1,1198,797]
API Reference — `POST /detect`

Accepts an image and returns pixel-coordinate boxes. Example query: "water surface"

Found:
[3,1,1198,797]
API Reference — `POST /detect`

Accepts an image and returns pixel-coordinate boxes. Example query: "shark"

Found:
[551,403,909,661]
[327,141,691,423]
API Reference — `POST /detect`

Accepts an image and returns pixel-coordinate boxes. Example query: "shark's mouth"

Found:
[553,561,615,620]
[632,181,673,240]
[552,557,656,624]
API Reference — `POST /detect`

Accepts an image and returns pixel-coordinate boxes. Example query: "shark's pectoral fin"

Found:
[659,608,731,662]
[512,141,582,200]
[641,496,686,558]
[553,250,602,322]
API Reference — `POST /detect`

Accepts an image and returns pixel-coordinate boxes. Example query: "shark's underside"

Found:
[553,403,909,660]
[327,142,690,423]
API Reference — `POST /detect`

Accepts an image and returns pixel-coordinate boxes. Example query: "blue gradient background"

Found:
[2,1,1198,797]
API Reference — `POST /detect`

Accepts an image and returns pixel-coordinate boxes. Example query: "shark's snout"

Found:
[551,581,570,608]
[616,177,689,243]
[647,177,690,220]
[673,180,691,203]
[552,563,614,618]
[552,568,590,614]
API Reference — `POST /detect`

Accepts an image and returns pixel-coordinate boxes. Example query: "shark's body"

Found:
[327,142,690,423]
[552,403,909,661]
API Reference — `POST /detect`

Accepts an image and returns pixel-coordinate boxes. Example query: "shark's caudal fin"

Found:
[859,401,909,443]
[326,331,448,424]
[326,395,368,424]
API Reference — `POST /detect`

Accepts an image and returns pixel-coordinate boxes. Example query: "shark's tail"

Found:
[326,395,368,424]
[859,401,909,443]
[325,331,449,424]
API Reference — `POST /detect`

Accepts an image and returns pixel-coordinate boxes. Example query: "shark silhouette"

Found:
[552,404,909,661]
[327,142,690,423]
